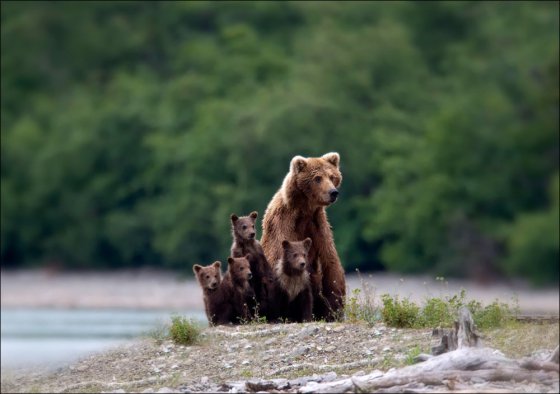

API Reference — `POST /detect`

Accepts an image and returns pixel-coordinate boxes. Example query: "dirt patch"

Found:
[1,321,558,393]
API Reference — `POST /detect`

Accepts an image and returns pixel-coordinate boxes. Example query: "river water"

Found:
[0,307,206,370]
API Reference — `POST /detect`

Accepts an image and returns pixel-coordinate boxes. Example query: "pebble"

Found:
[156,388,175,393]
[243,344,253,349]
[324,345,336,353]
[200,376,209,384]
[382,346,391,352]
[297,326,319,339]
[264,338,277,346]
[241,360,250,365]
[292,346,310,357]
[333,326,344,333]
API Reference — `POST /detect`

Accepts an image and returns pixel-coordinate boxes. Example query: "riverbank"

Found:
[1,268,558,313]
[1,321,558,393]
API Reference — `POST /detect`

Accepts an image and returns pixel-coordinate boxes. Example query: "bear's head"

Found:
[193,261,222,291]
[281,238,312,274]
[227,254,253,283]
[283,152,342,207]
[230,211,258,241]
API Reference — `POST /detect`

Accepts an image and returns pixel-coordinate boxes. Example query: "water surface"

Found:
[1,307,206,370]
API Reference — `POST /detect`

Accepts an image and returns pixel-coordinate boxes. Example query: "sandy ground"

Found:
[1,268,558,314]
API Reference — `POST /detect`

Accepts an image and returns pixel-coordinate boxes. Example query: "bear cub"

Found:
[230,211,273,318]
[193,261,231,326]
[221,254,255,324]
[269,238,313,323]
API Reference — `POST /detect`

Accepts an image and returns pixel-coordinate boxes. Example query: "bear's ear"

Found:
[249,211,258,220]
[281,240,290,249]
[193,264,202,274]
[212,261,221,269]
[322,152,340,168]
[227,257,234,265]
[231,214,239,223]
[245,253,251,261]
[290,155,307,173]
[303,237,312,251]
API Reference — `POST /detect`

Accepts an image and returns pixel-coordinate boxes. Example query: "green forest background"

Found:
[1,1,558,285]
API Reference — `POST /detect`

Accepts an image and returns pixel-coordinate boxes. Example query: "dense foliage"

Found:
[1,1,558,284]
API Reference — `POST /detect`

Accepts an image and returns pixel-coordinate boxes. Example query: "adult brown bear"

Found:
[261,152,346,321]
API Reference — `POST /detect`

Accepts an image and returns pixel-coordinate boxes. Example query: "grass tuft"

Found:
[169,315,201,345]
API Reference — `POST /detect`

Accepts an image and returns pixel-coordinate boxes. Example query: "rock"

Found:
[297,326,319,339]
[156,387,175,393]
[264,338,277,346]
[333,326,344,333]
[141,389,154,393]
[245,379,278,392]
[241,360,250,365]
[292,346,310,357]
[324,345,336,353]
[200,376,209,384]
[382,346,391,352]
[244,344,253,349]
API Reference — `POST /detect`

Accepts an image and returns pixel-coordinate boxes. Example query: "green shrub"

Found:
[473,300,513,329]
[381,287,516,329]
[420,297,454,328]
[169,315,201,345]
[381,293,420,328]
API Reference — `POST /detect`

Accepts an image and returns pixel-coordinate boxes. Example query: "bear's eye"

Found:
[206,275,210,279]
[293,253,298,259]
[314,176,322,183]
[242,225,247,230]
[239,267,243,271]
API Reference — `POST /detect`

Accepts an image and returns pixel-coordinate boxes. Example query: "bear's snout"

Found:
[249,232,256,239]
[329,188,339,202]
[299,261,306,269]
[247,272,253,280]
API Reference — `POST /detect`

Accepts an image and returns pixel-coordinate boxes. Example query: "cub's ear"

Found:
[227,257,234,265]
[303,237,312,251]
[245,253,252,261]
[249,211,258,220]
[290,155,307,173]
[212,261,221,269]
[281,240,290,249]
[230,214,239,222]
[193,264,202,274]
[322,152,340,168]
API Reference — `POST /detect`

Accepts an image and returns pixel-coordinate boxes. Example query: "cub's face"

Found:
[231,212,258,241]
[193,261,222,290]
[227,255,253,281]
[291,153,342,206]
[282,238,312,272]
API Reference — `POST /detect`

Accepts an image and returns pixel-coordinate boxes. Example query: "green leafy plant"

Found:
[381,285,517,329]
[169,315,201,345]
[381,293,420,328]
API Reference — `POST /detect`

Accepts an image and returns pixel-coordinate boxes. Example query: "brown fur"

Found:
[261,152,346,321]
[268,238,313,323]
[230,211,274,319]
[221,255,255,324]
[193,261,231,325]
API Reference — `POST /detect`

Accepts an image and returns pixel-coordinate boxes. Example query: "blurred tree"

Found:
[1,1,558,284]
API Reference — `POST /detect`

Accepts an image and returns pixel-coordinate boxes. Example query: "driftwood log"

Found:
[297,307,559,393]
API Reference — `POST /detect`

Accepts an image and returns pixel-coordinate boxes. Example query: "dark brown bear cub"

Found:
[221,255,255,324]
[230,211,273,319]
[269,238,313,323]
[193,261,232,326]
